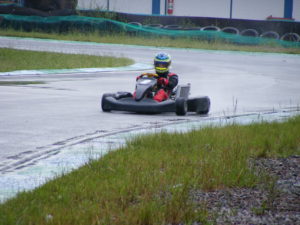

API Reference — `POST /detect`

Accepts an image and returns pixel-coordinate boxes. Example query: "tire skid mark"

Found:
[0,109,299,203]
[1,109,299,175]
[0,119,190,174]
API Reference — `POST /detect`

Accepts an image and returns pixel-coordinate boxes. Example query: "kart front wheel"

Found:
[175,97,187,116]
[101,93,114,112]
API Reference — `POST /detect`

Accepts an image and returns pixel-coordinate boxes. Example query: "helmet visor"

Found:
[154,61,169,68]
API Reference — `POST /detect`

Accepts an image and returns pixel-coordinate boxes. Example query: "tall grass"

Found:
[1,28,300,54]
[0,116,299,225]
[0,81,45,85]
[0,48,133,72]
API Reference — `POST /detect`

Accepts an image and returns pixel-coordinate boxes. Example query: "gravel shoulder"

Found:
[192,156,300,225]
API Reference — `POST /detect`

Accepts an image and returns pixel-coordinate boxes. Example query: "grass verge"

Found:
[0,81,45,85]
[0,116,299,225]
[0,48,134,72]
[1,28,300,54]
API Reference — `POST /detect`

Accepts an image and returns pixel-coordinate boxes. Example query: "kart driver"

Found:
[137,52,178,102]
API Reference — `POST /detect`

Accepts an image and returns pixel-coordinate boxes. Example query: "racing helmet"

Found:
[154,52,171,74]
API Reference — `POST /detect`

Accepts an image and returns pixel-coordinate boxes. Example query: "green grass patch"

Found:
[0,81,45,86]
[0,48,134,72]
[0,116,299,224]
[1,28,300,54]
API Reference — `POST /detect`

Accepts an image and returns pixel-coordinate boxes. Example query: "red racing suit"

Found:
[136,72,178,102]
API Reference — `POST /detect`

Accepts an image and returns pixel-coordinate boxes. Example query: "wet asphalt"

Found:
[0,36,300,173]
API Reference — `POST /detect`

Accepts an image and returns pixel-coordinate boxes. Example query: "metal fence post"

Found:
[230,0,233,19]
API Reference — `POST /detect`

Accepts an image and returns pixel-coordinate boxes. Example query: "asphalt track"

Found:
[0,36,300,175]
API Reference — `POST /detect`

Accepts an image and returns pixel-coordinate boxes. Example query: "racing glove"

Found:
[157,77,169,87]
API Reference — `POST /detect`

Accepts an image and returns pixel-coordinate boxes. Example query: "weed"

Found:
[0,48,133,72]
[0,116,299,224]
[1,28,300,54]
[0,81,45,85]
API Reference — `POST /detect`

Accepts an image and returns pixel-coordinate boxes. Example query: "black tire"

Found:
[201,26,221,32]
[221,26,240,35]
[128,22,142,27]
[143,24,163,28]
[175,97,187,116]
[163,24,182,30]
[187,97,210,114]
[101,93,114,112]
[260,31,280,40]
[197,96,210,114]
[241,29,259,37]
[280,33,300,42]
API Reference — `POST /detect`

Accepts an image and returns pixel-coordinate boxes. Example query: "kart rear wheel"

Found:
[175,97,187,116]
[101,93,114,112]
[196,96,210,114]
[187,96,210,114]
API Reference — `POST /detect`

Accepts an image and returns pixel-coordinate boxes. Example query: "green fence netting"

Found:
[0,14,299,48]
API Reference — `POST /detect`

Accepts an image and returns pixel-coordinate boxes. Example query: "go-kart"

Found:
[101,73,210,116]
